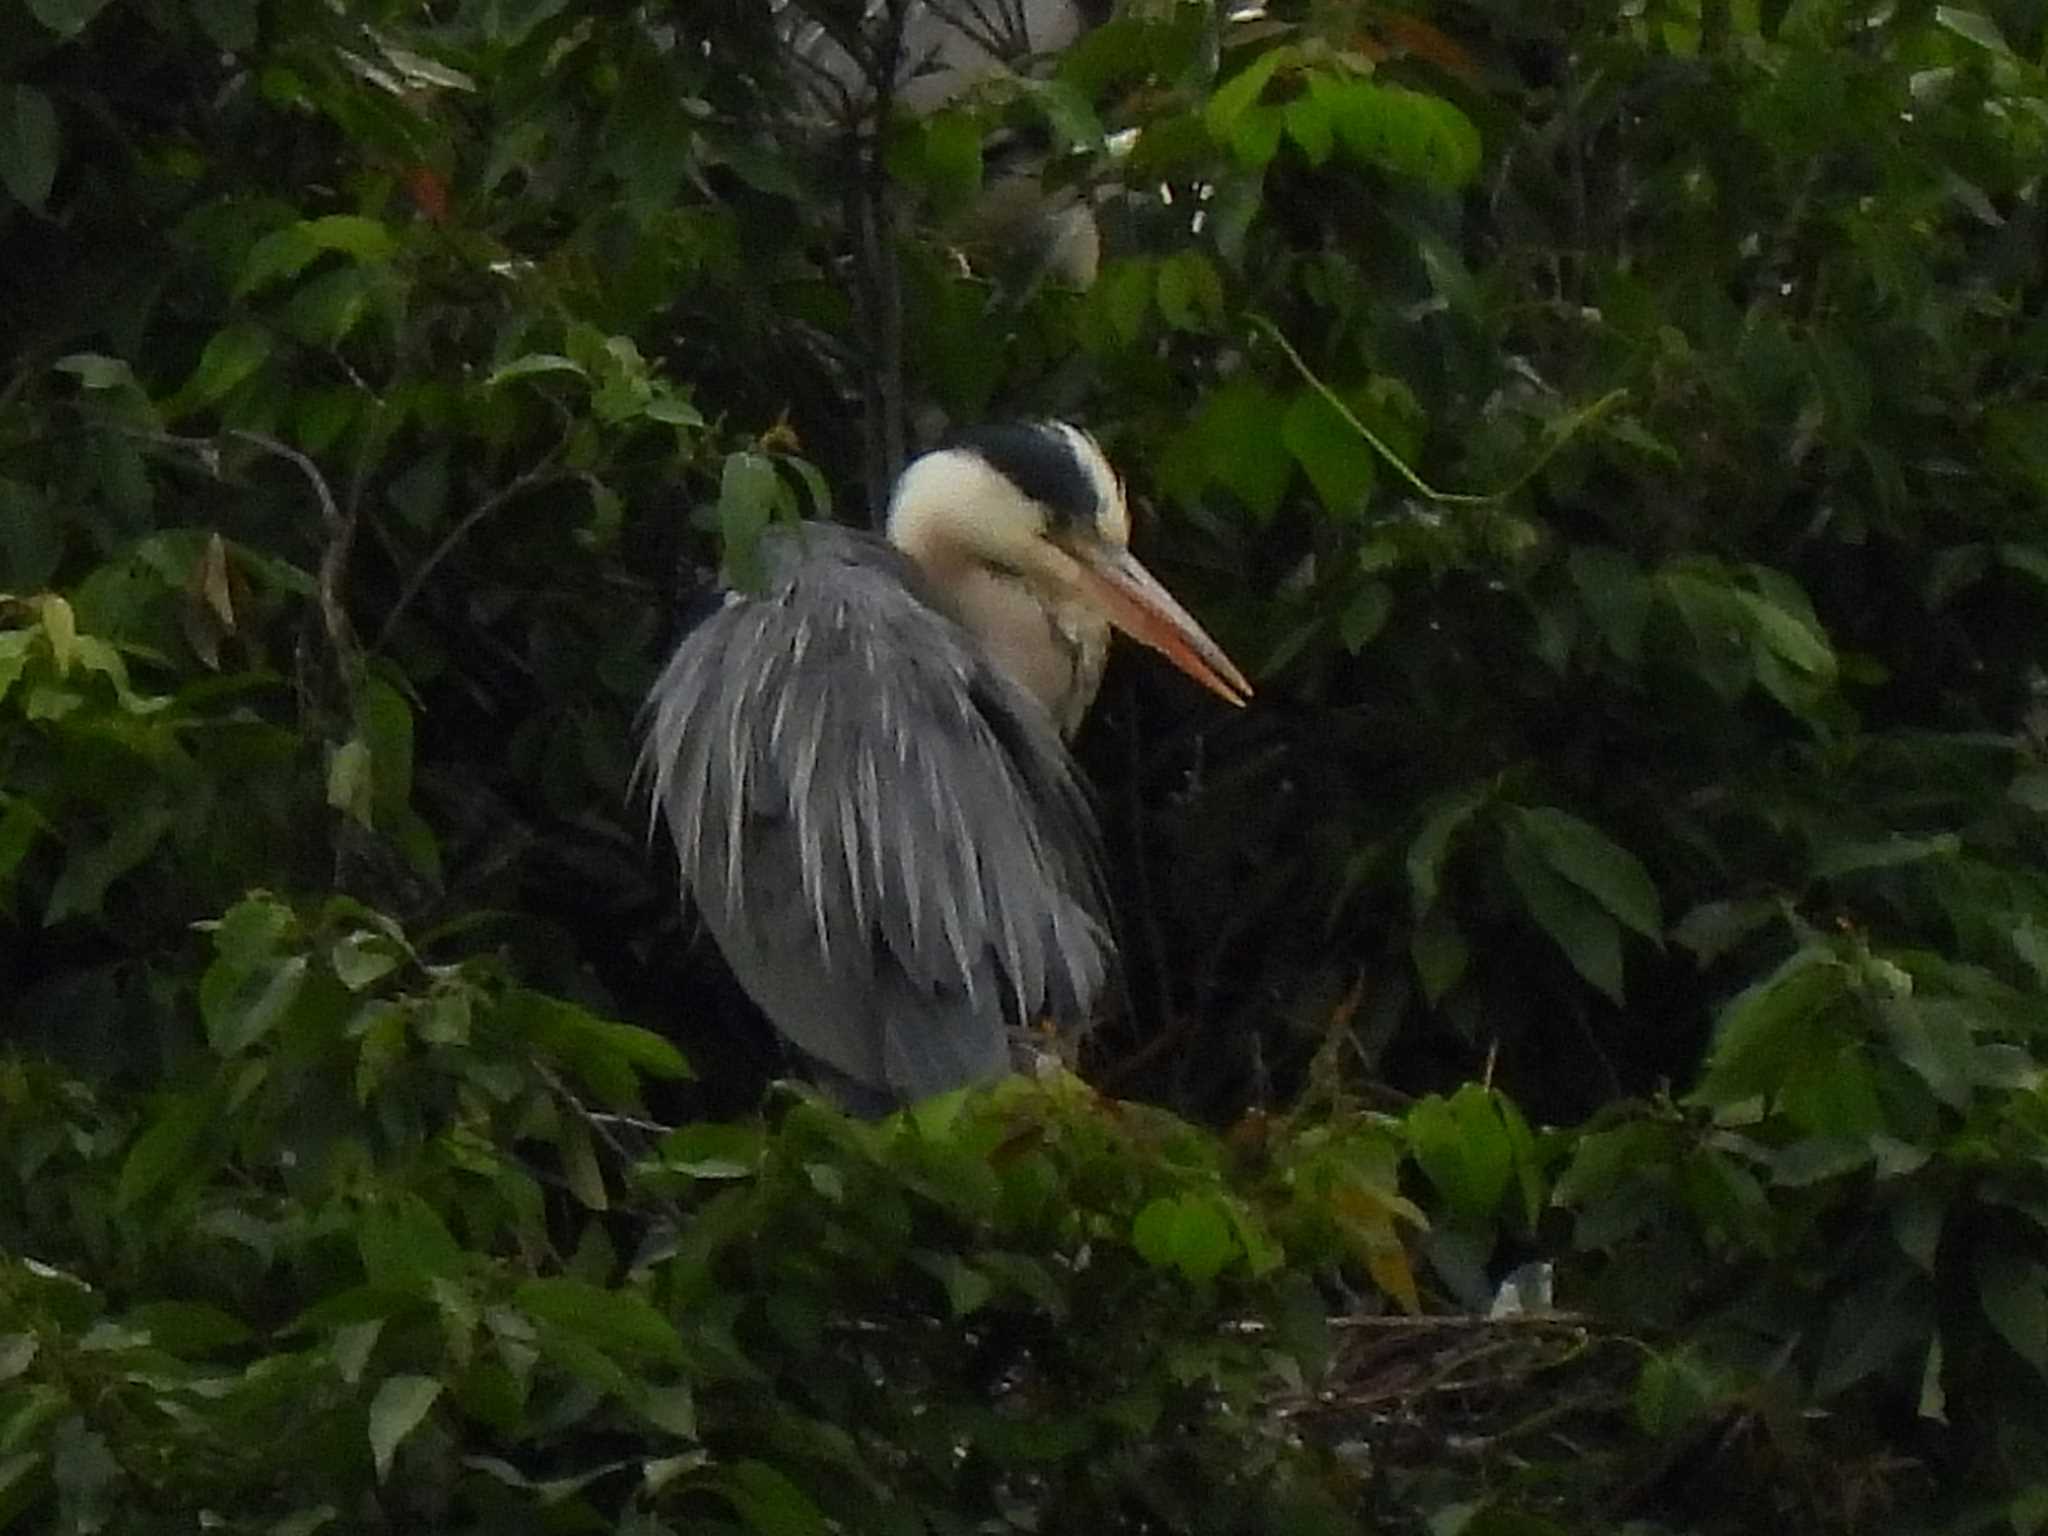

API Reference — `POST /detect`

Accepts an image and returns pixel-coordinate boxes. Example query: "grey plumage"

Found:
[642,422,1250,1110]
[643,522,1112,1102]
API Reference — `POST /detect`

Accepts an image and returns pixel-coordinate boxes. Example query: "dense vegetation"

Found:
[5,0,2048,1529]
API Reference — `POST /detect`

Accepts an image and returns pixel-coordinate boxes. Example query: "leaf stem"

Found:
[1249,315,1629,506]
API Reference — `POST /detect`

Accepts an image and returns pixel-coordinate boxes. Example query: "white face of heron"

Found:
[885,424,1127,590]
[888,423,1252,716]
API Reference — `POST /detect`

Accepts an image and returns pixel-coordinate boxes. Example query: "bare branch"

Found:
[229,428,359,682]
[374,451,580,651]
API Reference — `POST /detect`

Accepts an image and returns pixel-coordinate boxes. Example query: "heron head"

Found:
[887,422,1252,708]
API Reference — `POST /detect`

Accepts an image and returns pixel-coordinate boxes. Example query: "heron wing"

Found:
[642,523,1112,1099]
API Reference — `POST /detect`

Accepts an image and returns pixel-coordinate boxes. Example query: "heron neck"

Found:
[919,552,1108,737]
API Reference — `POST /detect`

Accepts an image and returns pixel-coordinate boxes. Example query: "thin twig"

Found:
[1250,315,1629,507]
[850,0,911,522]
[374,455,578,650]
[229,428,359,682]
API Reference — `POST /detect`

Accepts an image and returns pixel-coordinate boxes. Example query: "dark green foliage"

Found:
[4,0,2048,1530]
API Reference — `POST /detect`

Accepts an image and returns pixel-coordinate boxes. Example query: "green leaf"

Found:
[1027,77,1104,151]
[1736,590,1834,679]
[26,0,117,35]
[486,353,585,387]
[633,1382,697,1440]
[1508,805,1662,941]
[121,1300,252,1355]
[368,1374,442,1482]
[1407,1085,1514,1222]
[1934,5,2011,52]
[44,805,174,925]
[507,987,691,1100]
[1195,378,1292,519]
[658,1121,762,1180]
[1691,950,1848,1107]
[1771,1135,1870,1187]
[718,451,782,593]
[1876,997,1979,1111]
[1671,898,1778,965]
[1339,581,1392,653]
[169,322,272,415]
[1568,546,1650,661]
[327,737,374,824]
[201,953,309,1054]
[716,1460,828,1536]
[190,0,258,50]
[1502,823,1625,1002]
[1326,79,1482,190]
[913,1251,994,1317]
[357,1195,465,1292]
[1154,250,1223,331]
[331,930,402,991]
[1634,1351,1715,1437]
[1229,102,1286,168]
[1978,1255,2048,1376]
[1205,48,1290,140]
[1283,92,1334,164]
[53,353,135,392]
[283,267,373,347]
[1098,256,1152,345]
[116,1089,217,1209]
[1131,1194,1240,1282]
[643,395,703,429]
[907,111,983,213]
[357,674,415,813]
[516,1278,686,1364]
[209,893,299,974]
[0,87,59,211]
[237,215,393,296]
[1409,905,1468,1005]
[1283,388,1376,517]
[1813,833,1960,879]
[1407,786,1486,913]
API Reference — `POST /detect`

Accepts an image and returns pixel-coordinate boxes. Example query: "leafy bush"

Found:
[6,0,2048,1530]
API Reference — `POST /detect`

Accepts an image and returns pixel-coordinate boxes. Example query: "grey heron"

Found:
[642,423,1250,1110]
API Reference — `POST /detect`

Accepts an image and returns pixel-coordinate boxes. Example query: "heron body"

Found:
[643,423,1249,1108]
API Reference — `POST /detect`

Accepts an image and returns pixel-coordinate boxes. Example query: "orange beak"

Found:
[1061,532,1253,708]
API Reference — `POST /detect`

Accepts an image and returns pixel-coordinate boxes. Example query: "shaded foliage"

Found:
[4,0,2048,1530]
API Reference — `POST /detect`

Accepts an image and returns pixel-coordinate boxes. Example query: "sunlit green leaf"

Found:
[1283,92,1333,164]
[1204,48,1290,139]
[1407,1085,1514,1221]
[168,322,272,414]
[1132,1193,1239,1282]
